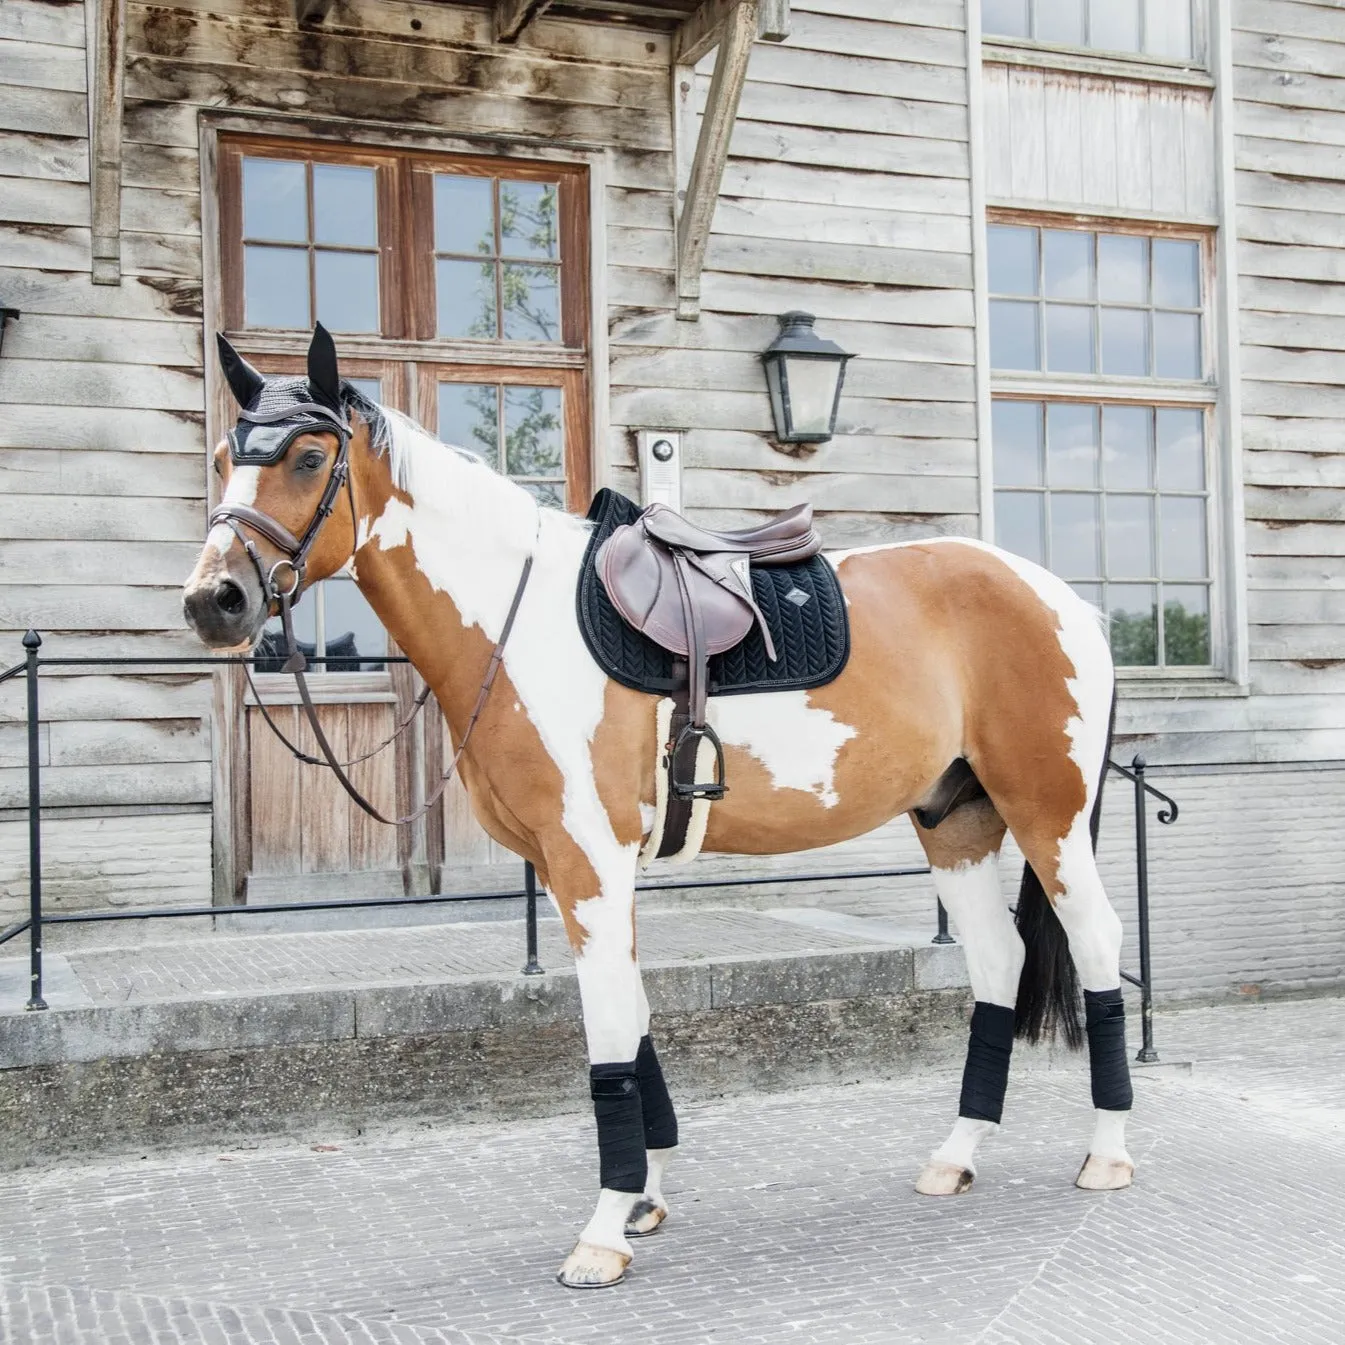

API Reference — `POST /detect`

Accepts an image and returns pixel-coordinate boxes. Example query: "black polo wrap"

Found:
[635,1034,678,1151]
[958,1001,1016,1124]
[589,1060,647,1193]
[1084,988,1134,1111]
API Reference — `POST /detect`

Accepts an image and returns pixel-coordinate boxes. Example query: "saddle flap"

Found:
[597,525,753,657]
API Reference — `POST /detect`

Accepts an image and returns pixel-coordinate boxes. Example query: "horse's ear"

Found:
[216,333,265,408]
[307,323,342,412]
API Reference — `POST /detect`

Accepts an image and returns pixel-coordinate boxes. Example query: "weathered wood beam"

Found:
[494,0,554,43]
[676,0,757,321]
[294,0,334,24]
[87,0,127,286]
[676,0,788,67]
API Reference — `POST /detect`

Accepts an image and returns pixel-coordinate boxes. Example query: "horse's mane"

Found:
[340,383,486,495]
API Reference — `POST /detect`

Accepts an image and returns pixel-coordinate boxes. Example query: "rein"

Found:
[213,405,537,826]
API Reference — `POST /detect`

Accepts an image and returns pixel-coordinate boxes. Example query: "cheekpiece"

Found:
[228,375,351,466]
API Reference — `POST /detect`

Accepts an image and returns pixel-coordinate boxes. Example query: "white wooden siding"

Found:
[982,62,1217,221]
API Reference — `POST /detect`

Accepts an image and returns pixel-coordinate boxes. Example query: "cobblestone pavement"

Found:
[2,997,1342,1345]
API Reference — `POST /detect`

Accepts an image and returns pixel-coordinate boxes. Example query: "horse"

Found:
[183,326,1135,1290]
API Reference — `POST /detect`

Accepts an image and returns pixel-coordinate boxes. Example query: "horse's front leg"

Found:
[547,840,678,1289]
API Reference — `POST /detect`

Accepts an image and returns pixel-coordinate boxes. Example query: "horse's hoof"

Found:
[1075,1154,1134,1191]
[625,1198,667,1238]
[556,1241,631,1289]
[915,1160,975,1196]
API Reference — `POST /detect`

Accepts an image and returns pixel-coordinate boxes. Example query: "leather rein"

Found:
[209,404,535,826]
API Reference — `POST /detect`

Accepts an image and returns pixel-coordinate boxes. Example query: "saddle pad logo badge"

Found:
[785,587,811,608]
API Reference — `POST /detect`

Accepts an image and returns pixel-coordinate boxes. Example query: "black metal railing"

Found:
[2,632,1175,1061]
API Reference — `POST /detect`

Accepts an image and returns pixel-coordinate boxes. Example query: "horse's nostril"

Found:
[216,579,247,615]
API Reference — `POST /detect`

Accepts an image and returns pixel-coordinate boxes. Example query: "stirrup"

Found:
[669,721,727,802]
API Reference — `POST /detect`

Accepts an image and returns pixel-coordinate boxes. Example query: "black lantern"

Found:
[761,311,851,445]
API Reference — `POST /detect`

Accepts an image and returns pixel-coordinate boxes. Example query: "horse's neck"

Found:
[346,432,577,733]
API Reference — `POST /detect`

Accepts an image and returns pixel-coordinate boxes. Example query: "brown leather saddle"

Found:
[597,502,822,804]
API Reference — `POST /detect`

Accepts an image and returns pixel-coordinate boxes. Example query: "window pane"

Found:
[1100,308,1149,376]
[1036,0,1085,45]
[1157,408,1205,490]
[1098,235,1148,303]
[1164,585,1210,665]
[322,576,387,672]
[993,400,1043,486]
[438,382,498,460]
[1072,582,1103,609]
[1047,402,1099,488]
[1090,0,1140,51]
[1161,496,1208,579]
[1103,405,1152,490]
[1052,493,1101,577]
[501,262,560,341]
[1146,0,1192,59]
[990,300,1040,370]
[345,377,382,402]
[244,245,309,328]
[312,165,377,247]
[1044,230,1093,299]
[983,0,1029,37]
[242,158,307,242]
[1154,311,1201,379]
[504,385,564,478]
[499,180,560,260]
[434,174,495,255]
[314,251,379,333]
[437,258,498,339]
[1046,304,1094,373]
[1107,495,1155,579]
[1109,585,1157,666]
[989,225,1039,295]
[995,491,1045,567]
[1153,239,1201,308]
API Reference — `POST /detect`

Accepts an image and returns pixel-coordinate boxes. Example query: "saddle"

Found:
[597,502,823,803]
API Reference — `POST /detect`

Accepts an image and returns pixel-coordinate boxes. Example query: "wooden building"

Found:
[1,0,1343,997]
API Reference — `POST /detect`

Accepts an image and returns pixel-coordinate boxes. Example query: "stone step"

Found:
[0,909,969,1167]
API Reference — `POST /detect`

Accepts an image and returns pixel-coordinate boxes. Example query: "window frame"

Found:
[984,208,1225,680]
[980,0,1210,74]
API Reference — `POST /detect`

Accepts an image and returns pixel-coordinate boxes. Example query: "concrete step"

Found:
[0,908,970,1167]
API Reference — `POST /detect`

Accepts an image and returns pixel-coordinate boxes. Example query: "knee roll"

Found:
[590,1061,647,1193]
[959,1001,1016,1124]
[1084,988,1133,1112]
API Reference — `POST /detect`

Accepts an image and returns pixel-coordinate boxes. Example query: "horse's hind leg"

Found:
[910,798,1020,1196]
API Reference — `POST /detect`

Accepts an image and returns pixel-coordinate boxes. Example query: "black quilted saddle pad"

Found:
[576,488,850,699]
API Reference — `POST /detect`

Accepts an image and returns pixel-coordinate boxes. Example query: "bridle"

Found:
[211,395,535,826]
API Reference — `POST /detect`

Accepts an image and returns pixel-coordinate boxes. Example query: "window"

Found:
[217,137,594,682]
[987,220,1214,671]
[983,0,1193,61]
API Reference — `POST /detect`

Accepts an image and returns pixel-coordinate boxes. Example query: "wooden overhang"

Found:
[296,0,789,320]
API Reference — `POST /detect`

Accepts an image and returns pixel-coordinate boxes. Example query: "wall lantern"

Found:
[761,311,852,445]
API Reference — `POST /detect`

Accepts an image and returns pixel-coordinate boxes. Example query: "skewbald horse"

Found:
[184,327,1135,1289]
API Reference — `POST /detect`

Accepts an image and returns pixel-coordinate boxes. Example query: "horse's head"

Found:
[183,324,363,648]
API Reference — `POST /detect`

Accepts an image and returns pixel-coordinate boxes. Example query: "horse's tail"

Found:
[1013,690,1117,1050]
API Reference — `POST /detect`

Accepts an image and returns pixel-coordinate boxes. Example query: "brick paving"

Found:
[1,996,1342,1344]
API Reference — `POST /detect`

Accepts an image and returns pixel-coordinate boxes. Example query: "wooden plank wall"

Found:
[662,0,978,546]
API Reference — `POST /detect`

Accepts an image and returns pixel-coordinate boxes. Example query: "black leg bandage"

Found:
[958,1001,1016,1124]
[590,1061,647,1193]
[635,1035,678,1151]
[1084,988,1133,1111]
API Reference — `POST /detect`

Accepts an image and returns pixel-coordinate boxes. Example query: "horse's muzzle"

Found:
[183,571,265,648]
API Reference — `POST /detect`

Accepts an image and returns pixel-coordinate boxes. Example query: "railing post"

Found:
[24,631,46,1011]
[1132,754,1157,1062]
[932,898,954,945]
[521,860,544,976]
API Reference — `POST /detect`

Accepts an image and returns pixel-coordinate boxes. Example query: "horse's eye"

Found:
[298,450,327,473]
